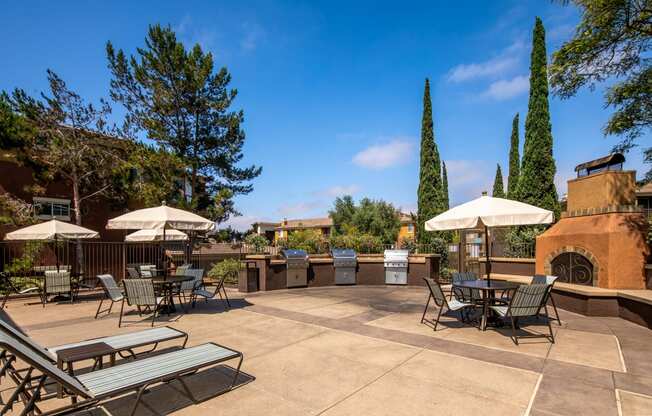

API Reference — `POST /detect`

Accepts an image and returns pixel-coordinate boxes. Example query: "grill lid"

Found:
[384,249,409,260]
[331,249,357,259]
[282,249,308,259]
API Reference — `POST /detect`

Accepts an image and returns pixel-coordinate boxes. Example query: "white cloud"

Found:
[221,215,268,232]
[353,139,413,170]
[481,75,529,100]
[174,15,216,52]
[320,185,360,198]
[448,56,519,83]
[240,22,265,52]
[276,201,325,217]
[447,39,525,83]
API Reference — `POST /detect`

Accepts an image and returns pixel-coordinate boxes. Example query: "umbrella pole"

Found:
[163,226,167,277]
[484,225,491,285]
[55,235,60,273]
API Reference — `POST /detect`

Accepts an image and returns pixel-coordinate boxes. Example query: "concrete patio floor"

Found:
[2,285,652,415]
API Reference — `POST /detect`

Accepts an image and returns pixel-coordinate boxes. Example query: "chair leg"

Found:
[94,298,105,319]
[222,286,231,307]
[420,294,432,324]
[118,298,125,328]
[151,305,158,327]
[544,305,555,343]
[509,316,518,345]
[549,294,561,325]
[433,306,443,331]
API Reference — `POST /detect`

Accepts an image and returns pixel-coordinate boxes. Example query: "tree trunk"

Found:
[71,173,84,277]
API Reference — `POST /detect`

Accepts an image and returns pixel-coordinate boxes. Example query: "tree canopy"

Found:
[519,18,560,217]
[329,196,400,244]
[507,113,520,199]
[106,24,261,220]
[550,0,651,175]
[417,78,444,244]
[492,164,505,198]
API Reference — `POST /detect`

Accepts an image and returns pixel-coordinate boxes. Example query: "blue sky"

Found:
[2,1,649,230]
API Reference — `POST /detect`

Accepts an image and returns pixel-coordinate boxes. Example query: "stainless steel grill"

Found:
[384,249,409,285]
[331,249,357,285]
[282,249,309,288]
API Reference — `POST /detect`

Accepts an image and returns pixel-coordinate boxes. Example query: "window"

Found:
[407,224,414,233]
[33,197,71,221]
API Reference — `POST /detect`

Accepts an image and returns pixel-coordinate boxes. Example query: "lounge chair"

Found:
[490,283,555,345]
[1,272,41,310]
[532,274,561,325]
[126,267,140,279]
[94,275,124,319]
[421,278,475,331]
[0,330,244,416]
[190,270,231,309]
[43,270,74,306]
[119,279,167,327]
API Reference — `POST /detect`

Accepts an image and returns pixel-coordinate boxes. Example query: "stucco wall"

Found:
[566,170,636,213]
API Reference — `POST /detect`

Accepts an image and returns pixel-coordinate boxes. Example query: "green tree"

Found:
[507,113,520,199]
[106,24,261,220]
[417,78,443,244]
[328,196,400,245]
[492,164,505,198]
[550,0,651,170]
[442,161,450,210]
[518,18,560,217]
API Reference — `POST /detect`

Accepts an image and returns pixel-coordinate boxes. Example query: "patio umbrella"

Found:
[107,203,214,265]
[425,195,553,284]
[4,219,99,271]
[125,228,188,242]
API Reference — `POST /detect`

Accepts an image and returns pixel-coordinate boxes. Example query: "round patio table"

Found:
[151,275,193,313]
[453,280,520,331]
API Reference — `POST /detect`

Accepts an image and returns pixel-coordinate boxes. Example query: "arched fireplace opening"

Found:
[550,252,594,286]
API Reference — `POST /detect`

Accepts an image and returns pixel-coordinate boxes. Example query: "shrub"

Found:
[505,226,540,258]
[207,258,241,285]
[244,233,269,253]
[284,229,326,254]
[329,232,383,253]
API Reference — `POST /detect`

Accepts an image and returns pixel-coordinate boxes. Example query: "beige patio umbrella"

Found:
[425,195,553,283]
[125,228,188,242]
[4,219,99,270]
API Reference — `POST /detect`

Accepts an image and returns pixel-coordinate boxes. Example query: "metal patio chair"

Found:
[532,274,561,325]
[490,283,555,345]
[178,268,203,304]
[138,264,156,278]
[120,279,167,327]
[190,270,231,309]
[451,271,482,304]
[126,267,140,279]
[421,278,475,331]
[1,272,42,309]
[0,330,244,416]
[43,270,74,306]
[94,275,124,319]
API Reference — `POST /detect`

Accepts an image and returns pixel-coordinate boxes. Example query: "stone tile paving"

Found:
[1,285,651,415]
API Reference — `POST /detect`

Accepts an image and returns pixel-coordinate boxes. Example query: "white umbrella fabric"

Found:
[106,204,214,232]
[425,195,553,283]
[4,219,99,270]
[125,228,188,242]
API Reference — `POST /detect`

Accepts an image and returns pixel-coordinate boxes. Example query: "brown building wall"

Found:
[566,170,636,212]
[0,160,132,241]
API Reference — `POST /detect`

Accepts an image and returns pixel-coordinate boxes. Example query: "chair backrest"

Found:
[180,268,204,292]
[0,332,91,398]
[508,284,549,317]
[44,270,71,294]
[175,264,192,277]
[138,264,155,278]
[126,267,140,279]
[0,318,52,360]
[423,278,447,307]
[532,274,558,286]
[123,279,157,306]
[452,271,480,301]
[452,271,478,282]
[97,274,122,301]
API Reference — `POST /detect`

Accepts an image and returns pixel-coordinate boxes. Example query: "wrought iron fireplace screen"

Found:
[551,252,594,286]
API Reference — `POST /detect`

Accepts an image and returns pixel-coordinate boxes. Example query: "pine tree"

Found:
[492,164,505,198]
[507,113,520,199]
[518,17,559,217]
[417,78,443,244]
[442,161,449,210]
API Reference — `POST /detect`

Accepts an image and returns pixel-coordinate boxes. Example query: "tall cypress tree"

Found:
[492,164,505,198]
[442,161,449,210]
[519,17,559,217]
[507,113,520,199]
[417,78,443,243]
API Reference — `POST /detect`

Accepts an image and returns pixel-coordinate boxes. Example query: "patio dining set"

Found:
[95,263,232,327]
[421,272,560,345]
